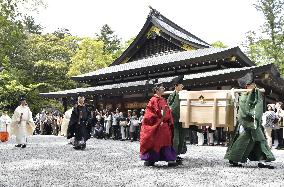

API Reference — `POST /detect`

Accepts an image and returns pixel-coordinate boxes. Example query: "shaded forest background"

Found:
[0,0,283,114]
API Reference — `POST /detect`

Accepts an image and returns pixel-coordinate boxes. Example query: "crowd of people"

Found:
[33,107,145,142]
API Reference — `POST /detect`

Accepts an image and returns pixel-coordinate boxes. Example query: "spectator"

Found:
[138,109,145,141]
[119,112,128,141]
[112,109,120,140]
[104,111,112,139]
[130,110,139,142]
[87,111,97,138]
[262,104,278,148]
[94,123,104,139]
[125,110,132,140]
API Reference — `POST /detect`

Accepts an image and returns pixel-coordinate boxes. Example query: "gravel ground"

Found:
[0,135,284,187]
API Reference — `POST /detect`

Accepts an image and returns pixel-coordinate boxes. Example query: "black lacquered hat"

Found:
[172,75,184,86]
[237,72,254,88]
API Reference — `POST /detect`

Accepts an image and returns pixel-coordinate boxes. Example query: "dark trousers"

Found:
[188,125,198,144]
[272,129,276,144]
[216,127,226,144]
[173,122,186,155]
[113,125,120,140]
[276,128,284,147]
[75,123,87,141]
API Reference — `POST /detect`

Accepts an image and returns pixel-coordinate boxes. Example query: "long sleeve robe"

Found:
[67,105,89,141]
[225,88,275,163]
[10,105,35,136]
[140,95,174,155]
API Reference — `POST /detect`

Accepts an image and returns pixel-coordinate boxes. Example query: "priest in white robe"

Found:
[10,97,35,148]
[0,111,12,142]
[61,108,73,137]
[0,111,11,132]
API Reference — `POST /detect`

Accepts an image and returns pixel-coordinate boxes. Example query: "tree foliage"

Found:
[0,1,128,114]
[96,24,122,58]
[68,38,113,76]
[245,0,284,74]
[211,41,228,48]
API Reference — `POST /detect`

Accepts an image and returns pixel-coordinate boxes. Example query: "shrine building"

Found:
[40,8,284,112]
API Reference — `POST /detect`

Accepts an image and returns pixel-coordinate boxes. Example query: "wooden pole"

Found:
[164,88,265,95]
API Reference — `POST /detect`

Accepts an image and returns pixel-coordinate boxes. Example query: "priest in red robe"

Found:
[140,82,178,167]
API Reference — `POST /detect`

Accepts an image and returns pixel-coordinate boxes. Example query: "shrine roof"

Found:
[41,64,283,98]
[150,8,210,48]
[72,46,254,82]
[110,7,211,66]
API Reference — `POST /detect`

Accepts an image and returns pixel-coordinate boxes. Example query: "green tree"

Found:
[211,41,228,48]
[96,24,121,57]
[0,59,30,111]
[68,38,113,76]
[23,15,42,34]
[0,0,74,113]
[0,0,29,111]
[245,0,284,74]
[23,33,79,112]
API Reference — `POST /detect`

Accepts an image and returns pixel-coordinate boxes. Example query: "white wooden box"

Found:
[179,90,234,131]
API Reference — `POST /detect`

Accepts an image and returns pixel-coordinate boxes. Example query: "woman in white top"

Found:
[262,104,278,148]
[104,111,112,138]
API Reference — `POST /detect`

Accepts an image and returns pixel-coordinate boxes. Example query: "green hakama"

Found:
[168,91,186,155]
[225,88,275,163]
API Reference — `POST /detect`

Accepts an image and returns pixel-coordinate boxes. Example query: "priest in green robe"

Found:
[225,72,275,169]
[167,75,187,162]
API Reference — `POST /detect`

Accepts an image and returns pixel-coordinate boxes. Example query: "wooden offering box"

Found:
[179,90,234,131]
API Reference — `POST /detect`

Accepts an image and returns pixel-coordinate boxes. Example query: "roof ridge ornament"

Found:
[148,6,161,18]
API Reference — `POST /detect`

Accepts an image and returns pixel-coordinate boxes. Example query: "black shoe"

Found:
[267,165,275,169]
[73,146,81,150]
[258,163,266,168]
[176,159,183,165]
[229,160,242,167]
[168,162,179,167]
[177,156,183,161]
[80,144,86,150]
[144,161,155,166]
[21,144,26,148]
[258,163,274,169]
[15,144,22,147]
[276,146,284,150]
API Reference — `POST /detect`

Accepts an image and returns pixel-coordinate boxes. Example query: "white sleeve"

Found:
[28,109,34,123]
[279,110,284,118]
[7,116,12,125]
[11,107,21,123]
[261,113,266,127]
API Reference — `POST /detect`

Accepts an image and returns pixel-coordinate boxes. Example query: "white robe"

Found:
[0,114,12,133]
[60,108,73,136]
[10,105,35,144]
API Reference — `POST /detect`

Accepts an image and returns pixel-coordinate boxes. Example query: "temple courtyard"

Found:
[0,135,284,187]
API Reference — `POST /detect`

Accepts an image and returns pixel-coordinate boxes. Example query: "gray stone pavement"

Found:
[0,135,284,187]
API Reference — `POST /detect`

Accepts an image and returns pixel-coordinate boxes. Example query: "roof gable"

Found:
[110,7,211,66]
